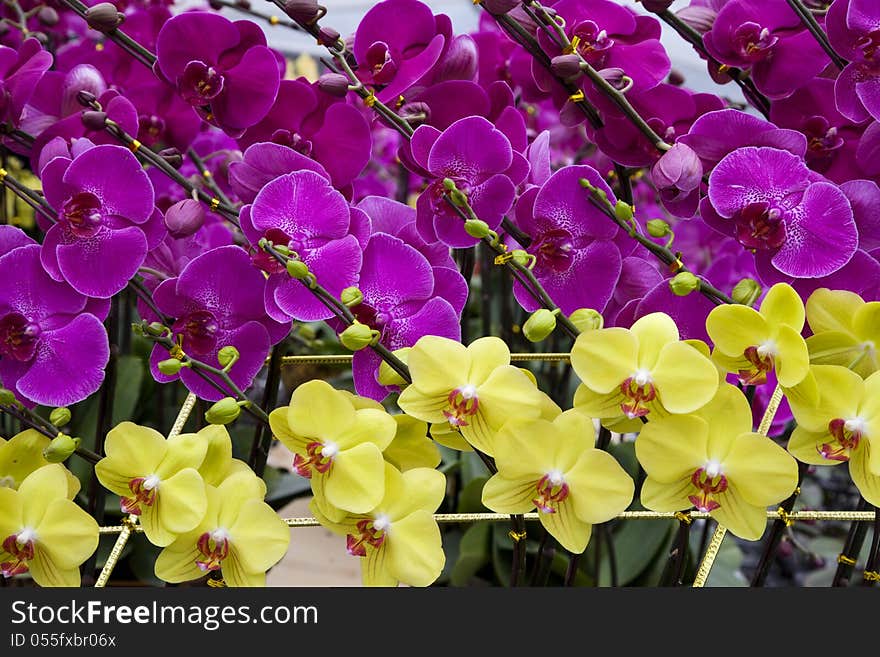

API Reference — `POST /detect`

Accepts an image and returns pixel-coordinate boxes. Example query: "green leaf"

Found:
[451,523,491,586]
[456,476,489,513]
[111,355,145,426]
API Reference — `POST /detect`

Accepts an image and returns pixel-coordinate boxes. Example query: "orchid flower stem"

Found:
[0,403,97,466]
[659,517,691,586]
[187,148,234,208]
[563,552,580,586]
[832,497,871,586]
[210,0,304,32]
[862,508,880,587]
[128,277,172,326]
[584,188,735,305]
[249,343,284,477]
[651,9,771,118]
[1,128,35,149]
[523,1,671,151]
[784,0,848,70]
[0,163,58,224]
[57,0,158,68]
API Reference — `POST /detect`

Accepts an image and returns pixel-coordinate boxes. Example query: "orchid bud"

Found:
[669,271,701,296]
[398,102,431,128]
[49,407,72,428]
[76,90,97,108]
[81,111,107,131]
[164,199,205,238]
[523,309,558,343]
[205,397,242,425]
[732,278,762,306]
[317,73,350,97]
[0,388,15,406]
[38,7,59,26]
[85,2,125,32]
[551,54,583,78]
[286,259,310,280]
[339,322,376,351]
[377,348,411,387]
[158,147,184,169]
[652,142,702,195]
[481,0,519,14]
[217,346,240,368]
[157,359,183,375]
[317,26,340,48]
[340,287,363,307]
[63,64,107,116]
[509,250,532,267]
[676,5,717,34]
[464,219,491,239]
[43,434,79,464]
[614,201,634,223]
[598,67,629,91]
[569,308,604,332]
[646,219,671,238]
[284,0,321,23]
[432,35,478,82]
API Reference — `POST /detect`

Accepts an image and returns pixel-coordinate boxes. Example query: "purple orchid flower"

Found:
[827,0,880,123]
[236,78,371,190]
[155,11,281,135]
[149,245,288,401]
[512,165,621,315]
[229,142,330,205]
[353,0,449,103]
[40,143,164,298]
[703,0,830,99]
[0,238,109,407]
[241,170,369,322]
[0,37,52,134]
[702,146,857,280]
[411,115,524,247]
[341,233,463,401]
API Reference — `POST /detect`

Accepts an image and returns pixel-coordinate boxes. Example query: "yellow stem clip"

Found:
[562,35,581,55]
[568,89,585,103]
[0,167,7,181]
[508,530,527,542]
[129,139,142,153]
[776,507,794,527]
[674,511,693,525]
[168,334,186,361]
[837,554,857,566]
[863,570,880,582]
[269,15,280,25]
[206,577,227,588]
[364,93,377,108]
[210,198,220,212]
[494,252,514,266]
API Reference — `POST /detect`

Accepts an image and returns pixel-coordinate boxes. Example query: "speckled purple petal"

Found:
[57,226,147,298]
[708,147,809,217]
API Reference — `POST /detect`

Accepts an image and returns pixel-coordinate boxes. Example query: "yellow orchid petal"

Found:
[383,415,441,472]
[540,498,592,554]
[0,430,50,489]
[760,283,805,331]
[567,449,634,524]
[344,391,385,411]
[706,304,770,356]
[806,331,866,372]
[551,410,597,457]
[722,433,799,507]
[407,335,471,396]
[481,474,539,514]
[383,467,446,520]
[571,327,639,394]
[28,551,81,587]
[228,499,290,573]
[308,481,349,528]
[850,443,880,506]
[788,365,862,431]
[145,468,207,547]
[154,538,204,584]
[222,553,266,587]
[477,366,544,428]
[34,498,98,570]
[336,408,396,452]
[710,348,749,377]
[361,542,397,587]
[322,442,385,514]
[491,420,557,479]
[710,485,768,541]
[156,431,209,480]
[788,426,840,466]
[652,341,719,414]
[397,385,448,424]
[640,475,692,512]
[466,336,511,384]
[630,312,680,369]
[806,288,861,334]
[269,406,309,455]
[197,425,233,487]
[854,301,880,342]
[427,423,471,451]
[572,383,627,420]
[0,486,23,540]
[696,384,753,459]
[774,324,810,388]
[103,422,167,475]
[287,380,356,440]
[216,471,267,528]
[635,414,709,483]
[386,510,444,587]
[18,464,69,528]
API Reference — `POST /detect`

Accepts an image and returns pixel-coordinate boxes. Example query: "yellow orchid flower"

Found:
[397,336,546,456]
[636,383,799,540]
[95,422,208,547]
[786,365,880,504]
[706,283,809,387]
[571,312,719,429]
[481,410,634,553]
[383,415,441,472]
[269,379,396,522]
[312,463,446,587]
[0,429,79,497]
[0,465,98,586]
[805,289,879,378]
[197,425,252,486]
[155,471,289,587]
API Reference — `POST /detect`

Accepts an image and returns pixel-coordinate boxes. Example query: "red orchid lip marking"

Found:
[292,441,336,479]
[443,385,479,428]
[196,530,230,572]
[120,476,159,516]
[1,530,36,578]
[533,471,569,514]
[817,417,864,462]
[619,371,656,419]
[346,517,387,557]
[738,344,775,386]
[688,466,728,513]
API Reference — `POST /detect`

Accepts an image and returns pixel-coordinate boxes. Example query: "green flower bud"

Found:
[146,322,167,336]
[205,397,242,425]
[339,322,377,351]
[646,219,670,237]
[569,308,604,332]
[522,309,558,343]
[578,178,595,190]
[217,346,240,368]
[340,286,364,307]
[448,189,469,207]
[669,271,701,296]
[42,434,80,464]
[49,407,71,428]
[442,178,457,192]
[272,243,292,257]
[157,358,183,376]
[510,249,532,267]
[377,348,411,388]
[0,388,16,406]
[614,201,634,223]
[286,259,310,280]
[732,278,762,307]
[464,219,491,239]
